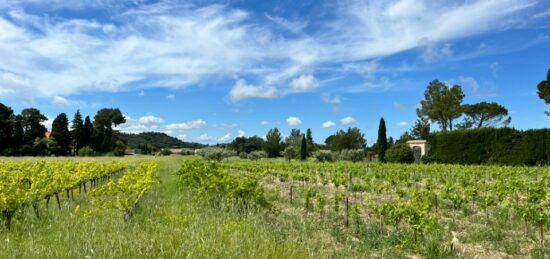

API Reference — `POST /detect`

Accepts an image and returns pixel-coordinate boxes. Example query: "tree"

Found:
[410,117,430,139]
[417,80,464,131]
[262,128,284,157]
[51,113,71,156]
[83,116,93,147]
[325,127,367,151]
[461,102,511,128]
[92,108,125,153]
[536,69,550,115]
[377,118,388,163]
[306,128,315,155]
[300,134,307,160]
[230,136,264,154]
[20,108,48,155]
[71,110,85,154]
[385,143,414,163]
[12,115,23,155]
[0,103,14,154]
[282,146,297,161]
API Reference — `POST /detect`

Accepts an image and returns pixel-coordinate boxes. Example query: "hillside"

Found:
[119,132,205,149]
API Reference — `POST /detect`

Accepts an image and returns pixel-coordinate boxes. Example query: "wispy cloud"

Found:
[0,0,539,101]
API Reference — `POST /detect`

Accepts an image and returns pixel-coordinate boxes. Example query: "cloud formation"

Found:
[322,121,336,128]
[286,116,302,126]
[340,116,356,125]
[0,0,539,102]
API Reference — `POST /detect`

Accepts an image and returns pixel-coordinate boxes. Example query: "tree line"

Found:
[0,103,126,156]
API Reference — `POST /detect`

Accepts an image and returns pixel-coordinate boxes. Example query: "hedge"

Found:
[430,127,550,165]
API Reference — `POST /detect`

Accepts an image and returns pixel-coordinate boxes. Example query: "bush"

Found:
[113,140,126,157]
[312,150,335,162]
[239,152,248,159]
[337,149,365,162]
[431,128,550,165]
[385,143,414,163]
[179,148,195,156]
[78,146,95,157]
[248,150,267,161]
[281,146,297,161]
[197,148,235,162]
[160,148,172,156]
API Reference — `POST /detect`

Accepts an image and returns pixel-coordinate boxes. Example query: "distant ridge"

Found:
[119,132,206,149]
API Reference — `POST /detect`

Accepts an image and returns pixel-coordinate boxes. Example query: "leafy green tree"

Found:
[285,128,302,152]
[230,136,264,154]
[51,113,71,156]
[377,118,388,162]
[71,110,85,153]
[0,103,14,154]
[461,102,511,129]
[92,108,125,153]
[410,117,430,139]
[33,137,58,156]
[417,80,464,131]
[325,127,367,151]
[83,116,93,147]
[113,140,127,156]
[20,108,48,155]
[12,115,24,155]
[385,143,414,163]
[536,69,550,115]
[282,146,297,161]
[300,134,307,160]
[262,128,284,157]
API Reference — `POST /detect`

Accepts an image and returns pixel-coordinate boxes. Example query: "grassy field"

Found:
[1,156,549,258]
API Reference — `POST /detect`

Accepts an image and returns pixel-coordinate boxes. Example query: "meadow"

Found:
[1,156,549,258]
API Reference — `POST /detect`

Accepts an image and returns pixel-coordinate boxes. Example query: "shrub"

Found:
[281,146,297,161]
[248,150,267,161]
[179,148,195,156]
[338,149,365,162]
[239,152,248,159]
[313,150,335,162]
[160,148,172,156]
[113,140,126,157]
[385,143,414,163]
[78,146,95,157]
[197,148,235,162]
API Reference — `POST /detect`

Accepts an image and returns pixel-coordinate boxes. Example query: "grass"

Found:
[1,156,548,258]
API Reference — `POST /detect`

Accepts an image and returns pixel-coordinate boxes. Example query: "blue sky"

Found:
[0,0,549,145]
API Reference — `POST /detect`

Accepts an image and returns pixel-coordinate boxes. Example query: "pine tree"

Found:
[262,128,284,157]
[51,113,71,156]
[306,128,315,155]
[377,118,388,163]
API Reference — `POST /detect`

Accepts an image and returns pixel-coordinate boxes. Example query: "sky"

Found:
[0,0,549,145]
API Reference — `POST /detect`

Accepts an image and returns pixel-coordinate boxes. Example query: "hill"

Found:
[119,132,205,149]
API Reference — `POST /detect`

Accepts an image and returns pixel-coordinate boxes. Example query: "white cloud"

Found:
[393,101,406,112]
[51,95,71,106]
[340,116,356,125]
[290,74,318,91]
[41,116,53,131]
[115,115,149,134]
[229,79,277,102]
[420,43,453,62]
[0,0,537,100]
[237,129,246,137]
[397,121,409,127]
[321,93,341,110]
[165,119,206,131]
[322,121,336,128]
[260,121,269,126]
[219,133,232,142]
[138,115,164,125]
[166,94,176,100]
[286,116,302,126]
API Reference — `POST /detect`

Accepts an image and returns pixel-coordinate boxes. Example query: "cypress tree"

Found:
[300,134,307,161]
[51,113,71,156]
[377,117,388,163]
[82,116,93,148]
[71,110,85,154]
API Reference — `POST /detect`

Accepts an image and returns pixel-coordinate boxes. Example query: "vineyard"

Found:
[1,156,550,258]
